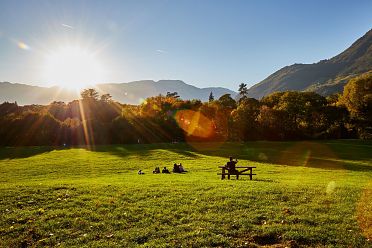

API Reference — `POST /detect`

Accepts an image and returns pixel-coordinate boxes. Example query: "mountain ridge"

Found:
[0,80,237,106]
[247,29,372,98]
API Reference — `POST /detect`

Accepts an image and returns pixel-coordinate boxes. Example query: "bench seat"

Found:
[218,165,256,180]
[217,173,256,176]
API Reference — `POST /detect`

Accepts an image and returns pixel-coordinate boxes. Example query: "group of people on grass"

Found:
[173,163,187,173]
[152,167,171,174]
[138,157,238,175]
[152,166,172,174]
[138,163,188,175]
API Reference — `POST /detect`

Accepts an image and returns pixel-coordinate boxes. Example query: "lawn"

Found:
[0,140,371,247]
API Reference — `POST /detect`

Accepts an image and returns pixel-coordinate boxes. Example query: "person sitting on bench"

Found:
[162,167,170,174]
[226,157,238,174]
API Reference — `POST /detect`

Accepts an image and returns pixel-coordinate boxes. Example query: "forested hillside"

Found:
[1,74,371,146]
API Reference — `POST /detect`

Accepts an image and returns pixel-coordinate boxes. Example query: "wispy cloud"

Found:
[61,23,74,29]
[156,49,167,54]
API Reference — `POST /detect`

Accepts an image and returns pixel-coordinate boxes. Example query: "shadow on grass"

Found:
[0,143,200,161]
[91,143,200,159]
[0,141,371,172]
[253,178,279,183]
[0,146,62,160]
[180,141,372,172]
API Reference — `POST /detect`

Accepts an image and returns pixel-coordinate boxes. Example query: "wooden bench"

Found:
[218,166,256,180]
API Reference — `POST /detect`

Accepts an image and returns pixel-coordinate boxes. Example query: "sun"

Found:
[43,45,105,90]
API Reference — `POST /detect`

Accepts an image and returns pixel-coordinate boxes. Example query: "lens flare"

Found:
[326,181,336,195]
[278,141,343,169]
[17,41,30,50]
[357,181,372,240]
[174,110,214,138]
[174,110,226,151]
[276,142,347,189]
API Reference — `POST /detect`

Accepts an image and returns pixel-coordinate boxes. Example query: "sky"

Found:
[0,0,371,90]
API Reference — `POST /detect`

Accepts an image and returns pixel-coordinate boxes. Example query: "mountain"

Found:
[0,80,236,105]
[97,80,236,104]
[0,82,79,106]
[247,29,372,98]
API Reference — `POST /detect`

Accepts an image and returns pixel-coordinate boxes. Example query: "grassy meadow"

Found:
[0,140,371,247]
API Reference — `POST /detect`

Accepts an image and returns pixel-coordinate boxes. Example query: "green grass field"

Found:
[0,140,371,247]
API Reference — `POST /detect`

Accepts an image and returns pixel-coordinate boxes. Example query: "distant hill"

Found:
[97,80,236,105]
[247,29,372,98]
[0,80,236,106]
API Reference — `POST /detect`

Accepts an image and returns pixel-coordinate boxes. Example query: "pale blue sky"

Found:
[0,0,371,90]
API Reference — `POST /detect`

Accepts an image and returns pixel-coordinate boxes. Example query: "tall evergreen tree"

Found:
[238,83,248,97]
[209,92,214,102]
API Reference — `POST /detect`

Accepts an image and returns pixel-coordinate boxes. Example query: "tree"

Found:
[0,102,19,117]
[261,91,328,139]
[339,73,372,138]
[340,73,372,121]
[261,92,286,107]
[81,88,99,101]
[238,83,248,98]
[257,106,291,140]
[47,101,67,121]
[100,93,113,102]
[209,92,214,102]
[326,93,341,106]
[166,92,180,99]
[231,98,260,140]
[217,94,236,109]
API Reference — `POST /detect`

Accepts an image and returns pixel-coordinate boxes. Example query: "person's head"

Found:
[229,156,233,161]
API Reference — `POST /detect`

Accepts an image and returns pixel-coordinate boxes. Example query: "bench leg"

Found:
[236,174,239,180]
[228,174,230,180]
[249,174,252,180]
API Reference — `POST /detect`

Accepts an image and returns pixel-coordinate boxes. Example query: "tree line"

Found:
[0,73,371,146]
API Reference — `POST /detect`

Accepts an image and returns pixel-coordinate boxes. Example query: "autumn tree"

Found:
[340,73,372,121]
[81,88,99,101]
[231,97,260,140]
[100,93,113,102]
[340,73,372,138]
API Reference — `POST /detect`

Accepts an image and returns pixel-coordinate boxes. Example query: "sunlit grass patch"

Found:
[0,140,371,247]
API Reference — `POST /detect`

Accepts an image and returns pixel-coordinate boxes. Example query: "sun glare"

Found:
[43,46,105,90]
